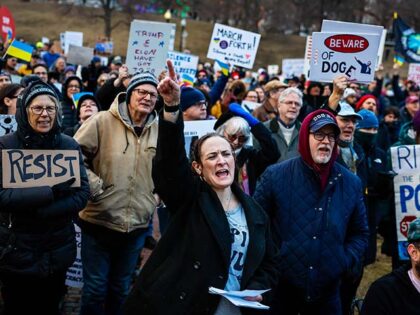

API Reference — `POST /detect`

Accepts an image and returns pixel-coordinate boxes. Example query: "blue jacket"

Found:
[254,157,369,301]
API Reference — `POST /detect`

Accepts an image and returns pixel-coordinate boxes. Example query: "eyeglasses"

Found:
[193,100,208,108]
[132,88,158,99]
[29,105,57,115]
[68,84,80,89]
[281,100,302,107]
[311,132,337,142]
[225,132,248,144]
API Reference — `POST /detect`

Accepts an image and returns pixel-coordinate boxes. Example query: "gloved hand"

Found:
[229,103,259,127]
[51,177,76,199]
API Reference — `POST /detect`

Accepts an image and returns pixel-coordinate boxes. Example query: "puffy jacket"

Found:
[74,92,158,233]
[254,157,369,301]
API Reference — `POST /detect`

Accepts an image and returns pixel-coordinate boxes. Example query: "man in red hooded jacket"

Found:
[254,109,369,315]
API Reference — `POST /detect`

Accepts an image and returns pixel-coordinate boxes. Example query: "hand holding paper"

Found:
[209,287,270,310]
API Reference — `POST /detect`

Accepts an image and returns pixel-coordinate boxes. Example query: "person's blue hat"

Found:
[309,111,340,136]
[180,87,206,112]
[356,109,379,129]
[91,56,101,64]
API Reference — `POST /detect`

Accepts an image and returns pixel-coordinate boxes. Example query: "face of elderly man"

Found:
[309,125,337,164]
[277,92,302,125]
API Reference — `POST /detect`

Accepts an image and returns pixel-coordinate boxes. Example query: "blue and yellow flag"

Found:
[181,73,195,86]
[5,39,33,62]
[393,13,420,64]
[216,59,229,76]
[72,92,93,109]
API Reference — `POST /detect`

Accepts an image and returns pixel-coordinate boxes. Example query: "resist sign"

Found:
[2,149,80,188]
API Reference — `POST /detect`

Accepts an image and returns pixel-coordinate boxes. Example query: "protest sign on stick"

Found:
[126,20,175,75]
[0,115,17,136]
[67,45,94,67]
[390,145,420,260]
[282,59,305,79]
[207,23,261,69]
[2,149,80,188]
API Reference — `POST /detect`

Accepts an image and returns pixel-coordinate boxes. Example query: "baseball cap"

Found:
[407,218,420,243]
[338,102,362,119]
[310,111,340,136]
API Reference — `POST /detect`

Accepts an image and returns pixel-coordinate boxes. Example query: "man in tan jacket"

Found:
[74,62,180,315]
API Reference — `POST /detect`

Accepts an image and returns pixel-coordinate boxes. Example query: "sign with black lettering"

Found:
[2,149,80,188]
[0,115,17,136]
[309,31,380,83]
[391,145,420,260]
[207,23,261,69]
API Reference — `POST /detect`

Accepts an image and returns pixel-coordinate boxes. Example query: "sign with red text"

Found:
[321,20,386,71]
[126,20,175,75]
[2,150,80,188]
[207,23,260,69]
[309,31,380,83]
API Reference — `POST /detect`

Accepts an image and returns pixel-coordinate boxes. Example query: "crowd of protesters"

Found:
[0,35,419,315]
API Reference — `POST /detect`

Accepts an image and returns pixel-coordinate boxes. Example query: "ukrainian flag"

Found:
[6,40,34,62]
[72,92,93,109]
[394,54,405,66]
[181,74,195,86]
[216,59,229,76]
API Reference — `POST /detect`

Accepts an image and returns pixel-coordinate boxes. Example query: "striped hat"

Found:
[126,72,159,104]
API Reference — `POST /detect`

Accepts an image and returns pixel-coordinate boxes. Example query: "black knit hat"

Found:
[19,80,58,110]
[76,94,101,119]
[126,72,159,104]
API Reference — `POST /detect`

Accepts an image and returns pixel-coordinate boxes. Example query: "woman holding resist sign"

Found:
[0,81,90,315]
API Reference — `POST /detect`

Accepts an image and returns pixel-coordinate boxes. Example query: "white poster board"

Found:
[126,20,175,75]
[67,45,94,66]
[183,120,216,158]
[207,23,261,69]
[0,115,17,136]
[65,224,83,288]
[267,65,279,76]
[321,20,385,70]
[303,35,312,78]
[282,58,305,79]
[390,145,420,260]
[63,31,83,55]
[167,51,199,77]
[1,149,80,188]
[309,32,381,83]
[408,63,420,86]
[241,100,260,113]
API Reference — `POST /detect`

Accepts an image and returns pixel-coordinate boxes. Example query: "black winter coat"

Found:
[361,264,420,315]
[124,115,280,315]
[0,132,90,276]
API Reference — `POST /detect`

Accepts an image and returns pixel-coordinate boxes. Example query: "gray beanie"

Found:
[126,72,159,103]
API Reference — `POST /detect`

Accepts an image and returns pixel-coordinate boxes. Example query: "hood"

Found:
[298,109,339,190]
[15,81,62,149]
[61,75,83,104]
[397,122,416,145]
[109,92,158,132]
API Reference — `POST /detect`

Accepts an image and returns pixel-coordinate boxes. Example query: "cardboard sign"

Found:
[309,32,381,83]
[62,31,83,55]
[321,20,385,70]
[282,58,305,79]
[390,145,420,260]
[167,51,199,77]
[207,23,261,69]
[408,63,420,86]
[0,115,17,136]
[184,120,216,158]
[126,20,175,75]
[67,45,94,66]
[241,100,260,113]
[2,149,80,188]
[65,224,83,288]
